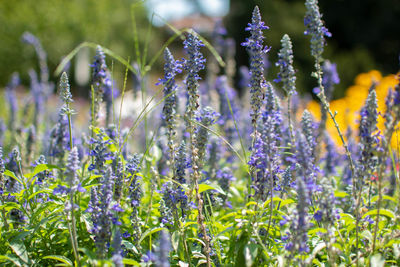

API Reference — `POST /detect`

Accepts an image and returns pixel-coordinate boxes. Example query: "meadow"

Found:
[0,0,400,266]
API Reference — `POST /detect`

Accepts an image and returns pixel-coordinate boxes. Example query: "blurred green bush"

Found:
[0,0,158,88]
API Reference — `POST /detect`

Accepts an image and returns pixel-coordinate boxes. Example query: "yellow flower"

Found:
[307,70,399,147]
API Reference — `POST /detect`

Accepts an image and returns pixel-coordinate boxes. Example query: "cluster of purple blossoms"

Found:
[88,129,114,174]
[248,83,282,201]
[111,229,124,267]
[175,141,188,185]
[126,154,142,242]
[301,110,317,157]
[87,167,121,258]
[322,133,340,176]
[5,148,22,193]
[5,73,19,132]
[65,147,85,194]
[0,147,5,195]
[59,72,73,107]
[296,132,319,196]
[159,48,181,135]
[215,75,239,145]
[48,110,70,163]
[275,34,296,96]
[241,6,270,127]
[182,30,206,131]
[356,89,380,190]
[285,178,310,257]
[195,107,220,168]
[29,69,45,128]
[91,46,116,126]
[160,181,189,227]
[153,230,172,267]
[314,178,340,226]
[318,60,340,99]
[304,0,331,61]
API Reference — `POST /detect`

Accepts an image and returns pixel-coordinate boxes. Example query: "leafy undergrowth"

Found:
[1,1,400,267]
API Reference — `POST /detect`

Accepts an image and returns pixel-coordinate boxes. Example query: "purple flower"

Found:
[5,73,19,132]
[91,46,117,126]
[241,6,270,126]
[159,48,181,144]
[304,0,331,61]
[154,230,171,267]
[111,230,123,267]
[182,30,205,133]
[275,34,296,96]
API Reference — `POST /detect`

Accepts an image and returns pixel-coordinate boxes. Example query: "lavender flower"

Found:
[5,148,22,193]
[88,167,116,258]
[160,181,189,226]
[59,72,73,106]
[322,133,340,176]
[0,120,5,146]
[111,230,124,267]
[314,177,339,226]
[22,32,49,89]
[91,46,115,126]
[174,141,188,185]
[215,76,239,145]
[264,82,282,137]
[182,30,206,133]
[241,6,270,127]
[300,110,317,157]
[248,103,282,201]
[26,125,36,162]
[275,34,296,96]
[195,107,220,168]
[48,110,69,164]
[88,129,114,174]
[29,69,44,129]
[112,157,124,201]
[154,230,171,267]
[285,178,310,257]
[5,73,19,132]
[159,48,181,158]
[304,0,331,61]
[126,154,142,242]
[295,133,318,196]
[0,147,5,195]
[321,60,339,100]
[65,147,84,193]
[356,89,379,191]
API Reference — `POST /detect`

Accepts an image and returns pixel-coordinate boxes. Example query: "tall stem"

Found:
[66,106,81,267]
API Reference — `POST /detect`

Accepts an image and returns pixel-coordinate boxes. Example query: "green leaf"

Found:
[244,243,258,267]
[9,239,29,265]
[198,184,226,195]
[139,227,166,244]
[42,255,72,266]
[370,195,397,204]
[362,209,395,220]
[0,255,14,263]
[27,189,52,200]
[263,197,284,208]
[0,202,20,211]
[334,191,349,198]
[308,227,328,235]
[171,231,180,251]
[122,258,139,266]
[121,240,138,254]
[4,170,23,185]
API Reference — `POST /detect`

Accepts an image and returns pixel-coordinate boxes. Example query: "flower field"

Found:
[0,0,400,266]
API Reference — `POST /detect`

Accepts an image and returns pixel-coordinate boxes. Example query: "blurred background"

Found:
[1,0,399,98]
